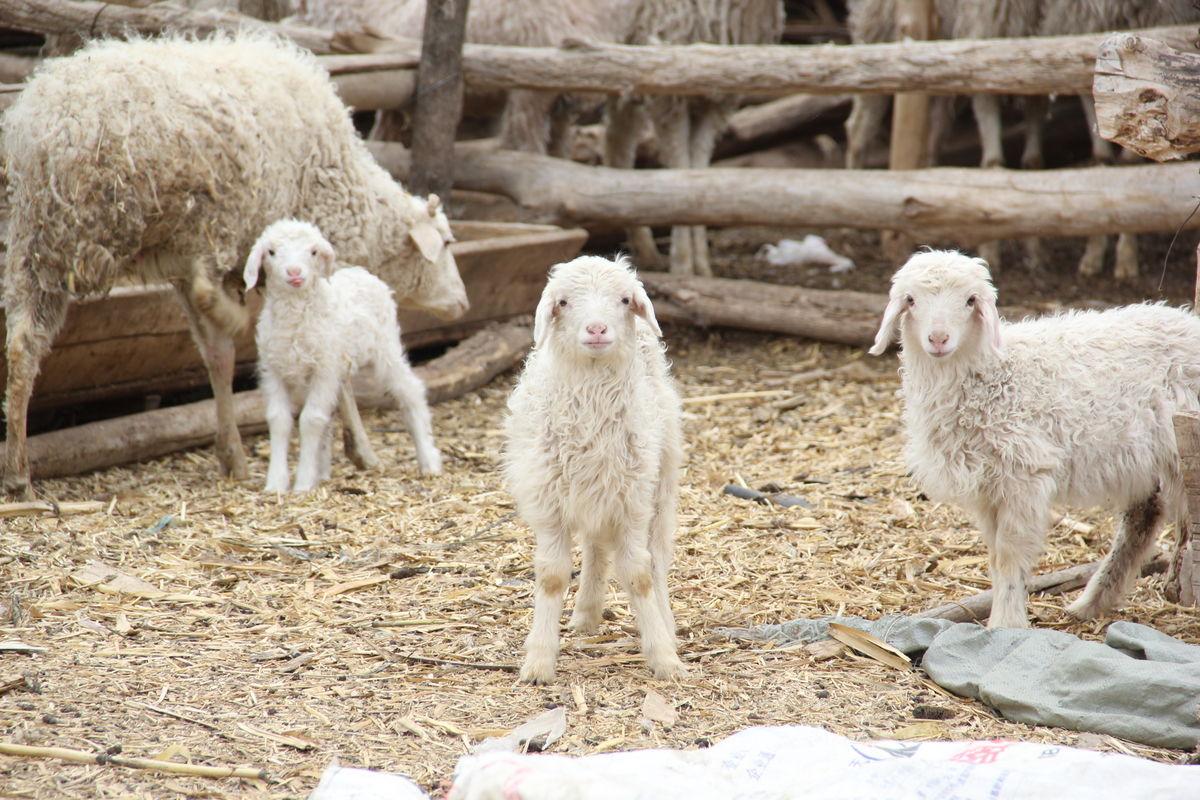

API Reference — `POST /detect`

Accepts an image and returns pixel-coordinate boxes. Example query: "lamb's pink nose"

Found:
[286,267,302,278]
[928,331,949,347]
[586,323,608,336]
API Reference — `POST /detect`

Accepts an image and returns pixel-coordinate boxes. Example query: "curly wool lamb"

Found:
[504,255,685,683]
[2,33,467,498]
[246,219,440,493]
[869,250,1200,628]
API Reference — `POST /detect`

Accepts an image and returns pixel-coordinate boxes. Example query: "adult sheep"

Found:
[869,250,1200,628]
[2,33,468,498]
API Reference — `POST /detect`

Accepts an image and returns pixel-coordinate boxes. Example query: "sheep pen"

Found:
[4,226,1200,797]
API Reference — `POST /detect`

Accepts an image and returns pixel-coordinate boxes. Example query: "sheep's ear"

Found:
[243,240,267,289]
[631,282,662,337]
[533,291,556,348]
[409,219,445,263]
[977,294,1003,355]
[316,238,336,277]
[868,295,904,356]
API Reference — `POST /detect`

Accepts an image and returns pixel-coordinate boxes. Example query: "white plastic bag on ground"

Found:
[449,725,1200,800]
[758,236,855,273]
[308,762,428,800]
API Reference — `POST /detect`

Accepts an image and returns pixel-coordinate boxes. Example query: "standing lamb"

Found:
[605,0,785,276]
[2,34,467,498]
[505,255,686,683]
[869,249,1200,628]
[246,219,440,493]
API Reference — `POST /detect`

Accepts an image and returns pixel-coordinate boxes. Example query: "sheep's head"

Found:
[243,219,335,295]
[533,255,661,360]
[397,193,469,320]
[869,250,1002,360]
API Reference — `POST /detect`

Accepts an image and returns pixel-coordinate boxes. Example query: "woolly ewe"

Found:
[870,250,1200,628]
[246,220,440,493]
[1,34,466,498]
[505,255,685,683]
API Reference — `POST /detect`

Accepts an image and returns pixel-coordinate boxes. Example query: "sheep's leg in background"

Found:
[971,94,1006,270]
[292,377,339,492]
[986,498,1050,629]
[845,94,889,169]
[1113,233,1139,282]
[339,381,380,471]
[568,540,610,634]
[175,280,249,481]
[924,95,954,166]
[2,261,68,499]
[649,96,696,275]
[379,351,441,475]
[615,520,686,678]
[605,95,665,269]
[261,371,295,493]
[686,100,728,278]
[499,89,556,154]
[1067,489,1165,620]
[547,94,578,160]
[1020,96,1048,269]
[520,525,573,684]
[1079,95,1116,278]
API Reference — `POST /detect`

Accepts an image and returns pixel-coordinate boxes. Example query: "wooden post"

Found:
[1169,411,1200,605]
[882,0,934,261]
[409,0,471,198]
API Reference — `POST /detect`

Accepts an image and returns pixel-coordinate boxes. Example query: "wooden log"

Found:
[409,0,470,198]
[883,0,935,261]
[367,141,1200,241]
[917,558,1168,623]
[1094,33,1200,162]
[11,322,531,481]
[0,0,336,53]
[725,94,851,145]
[314,25,1199,99]
[1168,411,1200,605]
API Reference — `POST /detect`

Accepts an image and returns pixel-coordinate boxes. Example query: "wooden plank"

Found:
[316,24,1199,98]
[1094,33,1200,162]
[408,0,470,198]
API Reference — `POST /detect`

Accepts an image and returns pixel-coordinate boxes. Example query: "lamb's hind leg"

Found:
[615,521,686,678]
[339,381,380,471]
[568,540,610,634]
[175,275,248,480]
[2,264,69,498]
[380,350,441,475]
[1067,488,1164,620]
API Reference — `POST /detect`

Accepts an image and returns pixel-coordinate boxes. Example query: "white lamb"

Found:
[504,255,686,683]
[245,220,441,493]
[869,249,1200,628]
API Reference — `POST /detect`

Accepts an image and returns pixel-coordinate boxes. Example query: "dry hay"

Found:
[3,321,1198,798]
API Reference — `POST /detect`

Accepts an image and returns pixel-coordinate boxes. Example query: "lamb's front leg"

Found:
[520,525,573,684]
[261,373,294,493]
[293,378,339,492]
[987,501,1050,629]
[615,526,686,679]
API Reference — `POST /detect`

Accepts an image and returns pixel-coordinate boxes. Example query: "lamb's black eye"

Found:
[905,294,915,306]
[557,299,567,308]
[311,248,317,257]
[268,249,275,257]
[966,296,976,308]
[621,297,630,306]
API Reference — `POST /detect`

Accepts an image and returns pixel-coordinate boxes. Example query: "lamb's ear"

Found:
[316,238,336,277]
[533,291,556,348]
[631,281,662,337]
[409,219,445,263]
[243,240,267,289]
[977,294,1003,356]
[868,294,904,356]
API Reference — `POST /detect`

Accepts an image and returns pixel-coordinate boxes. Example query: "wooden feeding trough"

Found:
[0,221,586,413]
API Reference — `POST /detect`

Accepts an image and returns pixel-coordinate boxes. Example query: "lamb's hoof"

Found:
[985,613,1030,630]
[2,474,33,501]
[567,613,601,635]
[264,479,289,494]
[419,453,443,476]
[518,656,557,685]
[1064,595,1105,621]
[648,655,691,680]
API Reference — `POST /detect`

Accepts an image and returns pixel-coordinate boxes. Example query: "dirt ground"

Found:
[3,228,1200,799]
